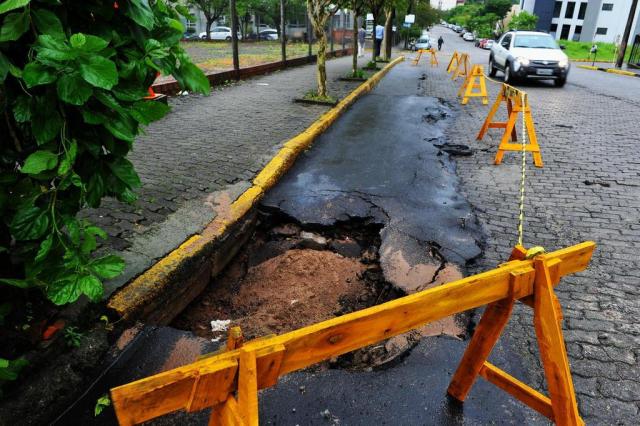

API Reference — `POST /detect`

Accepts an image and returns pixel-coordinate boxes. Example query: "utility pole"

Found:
[280,0,286,63]
[230,0,240,74]
[616,0,639,68]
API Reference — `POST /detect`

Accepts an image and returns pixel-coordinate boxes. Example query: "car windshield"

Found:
[417,38,428,43]
[514,34,558,49]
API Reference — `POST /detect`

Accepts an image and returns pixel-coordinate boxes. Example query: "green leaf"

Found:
[86,225,107,239]
[32,96,62,144]
[32,8,64,38]
[0,278,30,288]
[0,11,29,42]
[22,62,56,87]
[124,0,155,31]
[63,216,80,245]
[0,357,28,381]
[109,157,140,188]
[94,394,111,417]
[176,62,209,95]
[21,150,58,174]
[35,233,54,262]
[47,276,81,305]
[86,173,104,207]
[78,274,103,302]
[12,96,31,122]
[10,206,50,240]
[58,140,77,175]
[90,255,124,279]
[130,100,169,125]
[175,5,195,21]
[57,73,93,105]
[79,56,118,89]
[0,51,8,82]
[0,0,30,15]
[69,33,85,48]
[35,34,76,61]
[79,34,109,52]
[104,114,137,142]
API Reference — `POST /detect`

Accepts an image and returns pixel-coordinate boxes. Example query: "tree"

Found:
[508,11,538,31]
[307,0,339,97]
[350,0,367,76]
[188,0,228,40]
[484,0,512,31]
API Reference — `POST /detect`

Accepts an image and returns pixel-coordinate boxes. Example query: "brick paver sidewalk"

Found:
[423,29,639,423]
[83,54,376,295]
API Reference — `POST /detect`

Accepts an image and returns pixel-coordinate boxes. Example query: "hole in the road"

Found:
[172,209,465,371]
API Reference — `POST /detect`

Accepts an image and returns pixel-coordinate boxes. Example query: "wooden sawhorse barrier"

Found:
[429,48,438,67]
[446,50,460,74]
[451,53,470,81]
[457,64,488,105]
[412,49,425,66]
[477,83,544,167]
[111,242,595,425]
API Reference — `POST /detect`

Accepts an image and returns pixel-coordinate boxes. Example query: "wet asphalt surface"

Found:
[55,59,547,425]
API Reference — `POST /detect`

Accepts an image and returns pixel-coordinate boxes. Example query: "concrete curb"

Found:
[577,64,639,78]
[107,55,405,324]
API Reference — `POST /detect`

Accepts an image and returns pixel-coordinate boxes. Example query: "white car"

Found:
[199,26,242,41]
[412,37,431,51]
[489,30,569,87]
[463,32,475,41]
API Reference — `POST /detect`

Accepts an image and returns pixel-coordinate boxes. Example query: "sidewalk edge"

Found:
[107,56,405,323]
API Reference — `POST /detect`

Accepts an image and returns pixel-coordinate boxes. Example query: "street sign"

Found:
[366,13,373,20]
[403,22,411,28]
[405,14,415,24]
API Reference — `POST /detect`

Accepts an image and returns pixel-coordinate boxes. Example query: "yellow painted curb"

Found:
[605,68,636,76]
[108,56,405,320]
[577,65,598,70]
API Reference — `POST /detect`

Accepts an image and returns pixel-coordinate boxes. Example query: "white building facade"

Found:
[520,0,640,44]
[430,0,463,11]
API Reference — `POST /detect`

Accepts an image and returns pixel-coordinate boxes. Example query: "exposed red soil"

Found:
[174,249,373,341]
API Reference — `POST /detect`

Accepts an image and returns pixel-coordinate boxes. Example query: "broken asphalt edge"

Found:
[106,55,406,325]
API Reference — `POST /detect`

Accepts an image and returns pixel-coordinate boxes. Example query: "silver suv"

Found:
[489,31,570,87]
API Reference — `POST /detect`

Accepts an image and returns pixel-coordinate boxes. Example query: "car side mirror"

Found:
[559,45,566,50]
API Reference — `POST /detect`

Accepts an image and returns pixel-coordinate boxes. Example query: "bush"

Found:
[0,1,209,307]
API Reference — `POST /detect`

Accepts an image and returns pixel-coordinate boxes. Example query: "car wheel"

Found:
[489,57,497,77]
[554,77,566,87]
[226,36,231,41]
[504,62,513,84]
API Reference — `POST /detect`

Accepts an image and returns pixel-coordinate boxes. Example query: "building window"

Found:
[553,1,562,18]
[550,23,558,32]
[560,24,571,39]
[565,2,576,19]
[578,3,587,19]
[595,27,608,35]
[573,25,582,40]
[602,3,613,11]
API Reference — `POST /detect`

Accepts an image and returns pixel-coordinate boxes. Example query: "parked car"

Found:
[412,37,431,51]
[199,26,242,41]
[483,39,495,50]
[463,32,475,41]
[182,32,200,41]
[259,29,278,41]
[489,30,570,87]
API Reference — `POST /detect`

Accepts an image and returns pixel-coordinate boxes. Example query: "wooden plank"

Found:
[256,344,286,388]
[533,257,584,425]
[187,360,238,412]
[238,350,259,426]
[111,242,595,423]
[209,396,243,426]
[479,362,554,420]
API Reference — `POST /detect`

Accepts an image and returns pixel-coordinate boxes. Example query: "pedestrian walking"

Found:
[358,25,366,57]
[437,36,444,51]
[375,24,384,58]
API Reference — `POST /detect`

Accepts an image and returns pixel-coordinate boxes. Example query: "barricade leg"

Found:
[447,297,515,400]
[494,109,519,165]
[533,258,583,425]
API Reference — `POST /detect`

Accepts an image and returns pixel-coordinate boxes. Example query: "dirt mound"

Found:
[174,249,372,341]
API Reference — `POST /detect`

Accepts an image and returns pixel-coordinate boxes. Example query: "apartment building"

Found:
[430,0,464,11]
[520,0,640,44]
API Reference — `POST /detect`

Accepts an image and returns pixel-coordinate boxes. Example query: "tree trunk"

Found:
[371,13,377,63]
[205,17,213,40]
[316,29,328,97]
[230,0,240,73]
[383,9,393,61]
[352,12,358,75]
[280,0,286,63]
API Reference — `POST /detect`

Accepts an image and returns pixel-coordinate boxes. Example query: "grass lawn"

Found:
[557,40,631,62]
[181,40,316,73]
